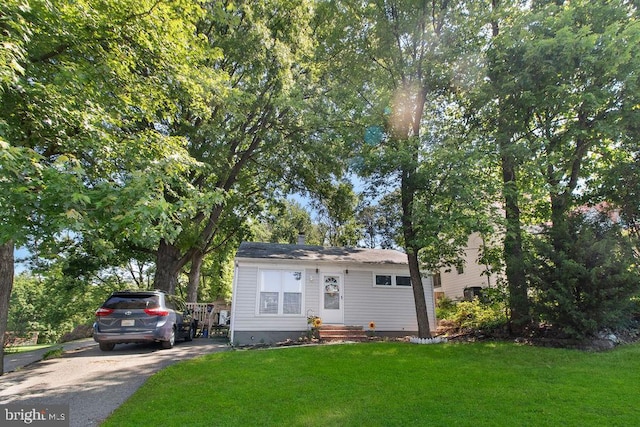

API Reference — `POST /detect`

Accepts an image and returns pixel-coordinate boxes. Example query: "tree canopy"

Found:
[2,0,639,362]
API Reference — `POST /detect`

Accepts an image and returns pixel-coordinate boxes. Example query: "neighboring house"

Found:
[434,203,621,302]
[434,233,500,301]
[230,242,436,346]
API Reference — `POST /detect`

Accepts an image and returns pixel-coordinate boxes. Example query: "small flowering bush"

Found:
[310,317,322,328]
[452,299,506,331]
[436,293,507,333]
[303,315,322,341]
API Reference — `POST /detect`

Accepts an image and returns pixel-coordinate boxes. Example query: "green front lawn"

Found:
[103,342,640,426]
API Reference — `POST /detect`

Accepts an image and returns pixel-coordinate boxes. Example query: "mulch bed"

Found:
[437,322,640,351]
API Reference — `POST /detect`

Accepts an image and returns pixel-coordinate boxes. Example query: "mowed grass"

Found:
[103,342,640,426]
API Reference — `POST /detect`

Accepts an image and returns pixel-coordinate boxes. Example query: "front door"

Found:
[320,273,344,324]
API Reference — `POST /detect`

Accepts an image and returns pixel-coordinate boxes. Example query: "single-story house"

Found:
[230,242,436,345]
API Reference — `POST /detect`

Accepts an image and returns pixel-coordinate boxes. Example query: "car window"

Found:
[104,295,160,309]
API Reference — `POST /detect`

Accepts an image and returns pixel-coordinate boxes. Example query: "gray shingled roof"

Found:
[236,242,408,265]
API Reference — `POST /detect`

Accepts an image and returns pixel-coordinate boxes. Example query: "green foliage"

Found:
[529,213,640,339]
[9,271,120,343]
[453,299,508,331]
[254,199,322,245]
[437,295,508,333]
[1,0,639,345]
[0,0,29,91]
[42,346,63,360]
[479,0,640,332]
[189,247,234,303]
[7,274,45,336]
[313,182,362,246]
[358,191,403,249]
[596,148,640,258]
[0,0,216,277]
[435,296,457,321]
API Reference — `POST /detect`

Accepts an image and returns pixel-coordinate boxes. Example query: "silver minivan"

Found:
[93,290,195,351]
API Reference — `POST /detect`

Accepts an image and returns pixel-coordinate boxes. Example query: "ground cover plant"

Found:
[103,342,640,426]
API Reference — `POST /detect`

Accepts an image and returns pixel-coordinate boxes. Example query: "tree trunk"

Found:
[0,240,15,376]
[186,250,204,303]
[407,248,431,338]
[548,133,587,254]
[153,239,183,294]
[550,193,570,252]
[492,1,529,334]
[401,168,432,338]
[501,152,530,334]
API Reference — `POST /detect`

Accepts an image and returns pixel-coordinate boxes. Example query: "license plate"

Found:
[121,319,135,327]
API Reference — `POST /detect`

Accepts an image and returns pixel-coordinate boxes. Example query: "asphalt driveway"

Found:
[0,338,230,426]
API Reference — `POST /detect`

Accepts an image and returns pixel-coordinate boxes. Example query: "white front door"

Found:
[320,273,344,324]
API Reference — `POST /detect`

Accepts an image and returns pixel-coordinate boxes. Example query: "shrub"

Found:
[435,296,457,321]
[437,294,507,333]
[451,298,507,331]
[529,213,640,339]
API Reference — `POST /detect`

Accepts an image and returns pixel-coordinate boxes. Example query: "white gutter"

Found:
[229,260,239,345]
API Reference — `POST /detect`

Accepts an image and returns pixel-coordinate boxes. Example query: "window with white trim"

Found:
[374,274,412,287]
[259,270,303,315]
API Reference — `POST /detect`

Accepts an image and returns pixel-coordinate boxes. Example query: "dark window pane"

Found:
[104,295,159,309]
[396,276,411,286]
[375,275,392,286]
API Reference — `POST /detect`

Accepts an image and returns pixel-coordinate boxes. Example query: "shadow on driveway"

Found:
[0,337,230,427]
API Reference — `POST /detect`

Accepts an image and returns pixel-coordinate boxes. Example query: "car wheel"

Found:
[161,327,176,349]
[99,343,115,351]
[185,324,194,342]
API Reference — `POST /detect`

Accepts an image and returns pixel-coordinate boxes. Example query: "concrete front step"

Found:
[320,325,364,330]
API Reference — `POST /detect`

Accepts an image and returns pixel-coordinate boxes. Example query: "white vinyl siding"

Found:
[231,262,436,337]
[437,233,499,299]
[343,269,435,332]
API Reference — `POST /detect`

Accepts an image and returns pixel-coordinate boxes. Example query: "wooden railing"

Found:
[186,302,230,337]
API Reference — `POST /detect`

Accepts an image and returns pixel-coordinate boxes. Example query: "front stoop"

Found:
[318,325,367,342]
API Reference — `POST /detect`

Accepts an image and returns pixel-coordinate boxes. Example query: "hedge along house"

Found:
[230,242,437,345]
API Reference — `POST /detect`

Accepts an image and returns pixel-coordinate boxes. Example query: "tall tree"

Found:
[314,182,362,246]
[0,0,30,373]
[150,0,349,294]
[483,0,532,332]
[315,0,489,337]
[485,0,640,333]
[258,200,322,245]
[0,0,209,373]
